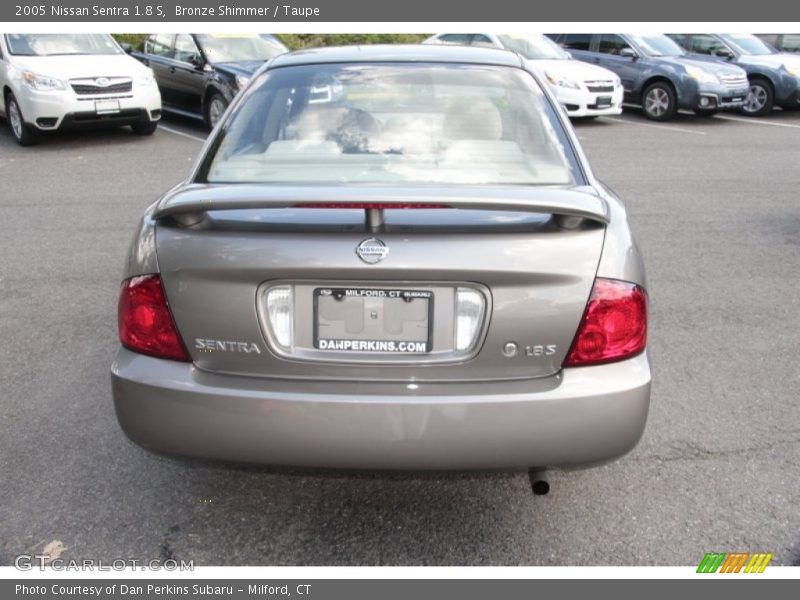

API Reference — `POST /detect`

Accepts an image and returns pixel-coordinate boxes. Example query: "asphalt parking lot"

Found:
[1,107,799,567]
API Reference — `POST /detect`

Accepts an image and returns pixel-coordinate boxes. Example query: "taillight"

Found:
[118,275,190,362]
[564,278,647,367]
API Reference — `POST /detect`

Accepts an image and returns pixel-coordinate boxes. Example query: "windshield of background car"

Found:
[196,34,287,63]
[201,62,580,186]
[630,34,685,57]
[4,33,121,56]
[497,34,569,60]
[720,34,775,56]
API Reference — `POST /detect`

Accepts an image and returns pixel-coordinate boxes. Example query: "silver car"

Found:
[111,45,651,472]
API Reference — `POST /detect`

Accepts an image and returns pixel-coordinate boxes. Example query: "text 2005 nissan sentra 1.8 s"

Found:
[111,45,651,473]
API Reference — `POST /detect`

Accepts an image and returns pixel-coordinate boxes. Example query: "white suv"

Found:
[424,33,624,118]
[0,33,162,145]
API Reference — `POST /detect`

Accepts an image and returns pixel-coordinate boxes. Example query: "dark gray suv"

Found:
[547,34,749,120]
[667,34,800,116]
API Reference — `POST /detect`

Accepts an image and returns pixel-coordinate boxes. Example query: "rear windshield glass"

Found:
[4,33,121,56]
[200,62,580,186]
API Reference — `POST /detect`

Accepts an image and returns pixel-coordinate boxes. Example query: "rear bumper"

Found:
[111,348,651,470]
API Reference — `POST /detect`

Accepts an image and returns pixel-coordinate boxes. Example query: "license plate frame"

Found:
[313,287,434,353]
[95,99,121,115]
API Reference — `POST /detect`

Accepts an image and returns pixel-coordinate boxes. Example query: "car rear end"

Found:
[111,48,651,470]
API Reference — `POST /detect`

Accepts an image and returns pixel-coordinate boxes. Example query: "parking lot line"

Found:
[714,114,800,129]
[600,116,707,136]
[158,124,206,143]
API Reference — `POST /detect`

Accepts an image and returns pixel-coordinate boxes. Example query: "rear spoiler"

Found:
[153,184,609,227]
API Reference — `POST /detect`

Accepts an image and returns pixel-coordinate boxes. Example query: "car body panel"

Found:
[154,208,604,381]
[112,348,650,470]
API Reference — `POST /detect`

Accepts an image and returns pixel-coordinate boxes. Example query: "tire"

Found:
[740,78,774,117]
[131,120,158,135]
[5,93,38,146]
[693,108,719,117]
[204,93,228,129]
[641,81,678,121]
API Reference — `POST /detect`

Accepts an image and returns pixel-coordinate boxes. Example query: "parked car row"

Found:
[546,33,800,119]
[2,32,799,145]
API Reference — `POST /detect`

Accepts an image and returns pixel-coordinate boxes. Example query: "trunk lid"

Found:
[154,184,606,382]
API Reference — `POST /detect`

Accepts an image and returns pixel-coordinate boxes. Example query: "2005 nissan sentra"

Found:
[111,45,651,473]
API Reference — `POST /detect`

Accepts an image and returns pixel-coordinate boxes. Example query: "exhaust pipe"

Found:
[528,468,550,496]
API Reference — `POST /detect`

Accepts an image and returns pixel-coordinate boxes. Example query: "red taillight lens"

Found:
[564,278,647,367]
[118,275,190,362]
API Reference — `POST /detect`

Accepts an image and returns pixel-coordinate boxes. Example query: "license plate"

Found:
[314,288,433,353]
[595,96,612,107]
[95,100,120,115]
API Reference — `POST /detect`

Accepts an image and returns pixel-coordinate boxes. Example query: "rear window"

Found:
[199,62,581,186]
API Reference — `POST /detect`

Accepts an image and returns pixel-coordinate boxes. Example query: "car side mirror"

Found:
[715,47,734,59]
[188,54,205,69]
[619,47,638,60]
[120,42,133,54]
[564,51,573,59]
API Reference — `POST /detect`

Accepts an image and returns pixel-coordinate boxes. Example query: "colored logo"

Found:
[697,552,773,573]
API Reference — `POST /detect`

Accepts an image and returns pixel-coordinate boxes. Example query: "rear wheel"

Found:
[5,93,38,146]
[205,93,228,129]
[642,81,677,121]
[131,120,158,136]
[741,78,774,116]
